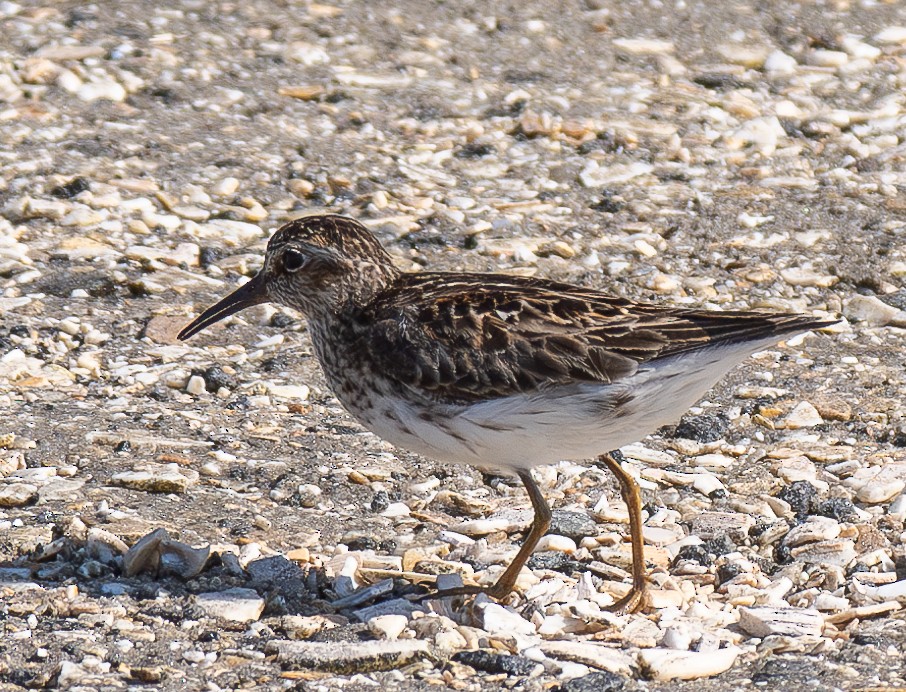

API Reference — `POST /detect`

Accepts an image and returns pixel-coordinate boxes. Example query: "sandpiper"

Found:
[178,214,835,611]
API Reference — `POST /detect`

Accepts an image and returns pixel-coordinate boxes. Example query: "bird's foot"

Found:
[603,583,648,614]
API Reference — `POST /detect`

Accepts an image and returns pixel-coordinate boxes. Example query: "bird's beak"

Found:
[177,273,269,341]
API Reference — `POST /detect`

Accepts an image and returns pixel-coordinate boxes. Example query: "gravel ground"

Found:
[2,1,906,690]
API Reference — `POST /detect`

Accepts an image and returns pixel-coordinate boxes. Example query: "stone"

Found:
[612,38,675,55]
[195,587,265,622]
[579,162,653,188]
[123,528,210,578]
[142,316,187,344]
[549,510,598,541]
[622,617,661,648]
[353,598,420,622]
[186,375,206,395]
[638,647,740,681]
[783,517,841,547]
[266,639,431,673]
[480,602,537,636]
[456,513,530,536]
[453,650,541,676]
[874,26,906,45]
[0,482,37,507]
[717,43,769,68]
[738,607,824,637]
[691,512,755,542]
[764,50,798,74]
[331,578,394,608]
[539,641,633,675]
[39,478,86,501]
[535,534,578,553]
[855,478,905,504]
[367,614,409,640]
[783,401,824,429]
[790,539,856,568]
[844,295,906,327]
[559,671,626,692]
[111,464,198,493]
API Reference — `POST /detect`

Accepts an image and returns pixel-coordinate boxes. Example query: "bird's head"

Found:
[178,214,398,340]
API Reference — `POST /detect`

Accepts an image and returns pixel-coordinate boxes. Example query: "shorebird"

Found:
[179,214,834,611]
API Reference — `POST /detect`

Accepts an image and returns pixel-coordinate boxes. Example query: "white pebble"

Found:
[856,478,905,504]
[784,401,823,429]
[738,606,824,637]
[764,50,798,74]
[535,535,577,554]
[77,80,127,102]
[367,614,409,641]
[638,647,740,681]
[186,375,206,395]
[874,26,906,45]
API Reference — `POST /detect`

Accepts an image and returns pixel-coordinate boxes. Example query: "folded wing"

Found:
[359,272,831,405]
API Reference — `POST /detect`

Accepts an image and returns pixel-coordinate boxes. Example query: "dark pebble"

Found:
[227,396,251,410]
[200,366,238,392]
[846,561,872,576]
[703,535,736,557]
[454,142,495,159]
[693,73,746,90]
[270,312,296,328]
[851,633,880,646]
[882,289,906,311]
[198,247,221,268]
[716,562,744,586]
[673,544,710,566]
[114,440,131,453]
[84,275,118,298]
[344,535,379,551]
[50,176,90,198]
[558,671,625,692]
[246,555,306,587]
[774,544,792,564]
[527,552,585,573]
[261,356,289,373]
[453,651,539,676]
[890,427,906,447]
[672,413,728,442]
[776,480,819,519]
[146,385,170,401]
[370,490,390,513]
[816,498,859,522]
[548,510,597,541]
[589,191,623,213]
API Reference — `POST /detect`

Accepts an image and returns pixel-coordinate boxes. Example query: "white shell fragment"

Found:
[738,607,824,638]
[195,587,265,622]
[122,527,211,579]
[638,647,741,681]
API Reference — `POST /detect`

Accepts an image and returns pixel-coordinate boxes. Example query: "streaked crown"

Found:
[261,214,399,316]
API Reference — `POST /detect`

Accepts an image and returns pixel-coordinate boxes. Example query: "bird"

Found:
[178,213,835,612]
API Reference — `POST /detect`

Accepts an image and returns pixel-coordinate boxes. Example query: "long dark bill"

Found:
[177,273,269,341]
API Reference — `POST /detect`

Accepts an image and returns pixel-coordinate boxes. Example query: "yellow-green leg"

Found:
[598,452,648,613]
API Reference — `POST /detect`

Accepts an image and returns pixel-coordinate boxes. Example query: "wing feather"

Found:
[356,272,831,404]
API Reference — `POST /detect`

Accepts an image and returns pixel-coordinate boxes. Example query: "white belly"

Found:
[353,341,768,472]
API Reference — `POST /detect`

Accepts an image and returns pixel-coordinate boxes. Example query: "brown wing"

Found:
[357,272,832,404]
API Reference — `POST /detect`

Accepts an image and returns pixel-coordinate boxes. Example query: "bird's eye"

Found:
[283,249,306,272]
